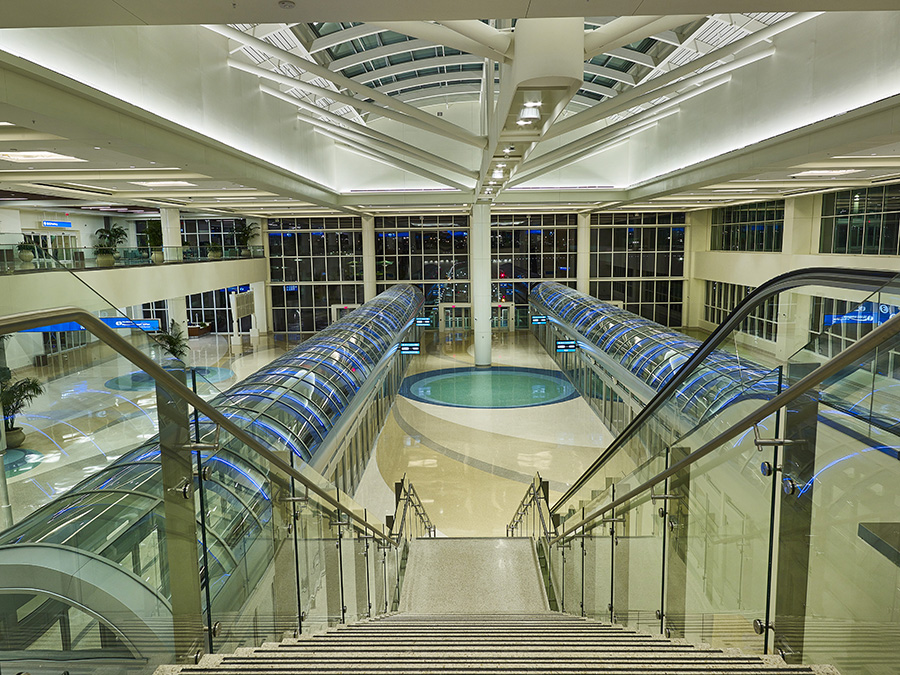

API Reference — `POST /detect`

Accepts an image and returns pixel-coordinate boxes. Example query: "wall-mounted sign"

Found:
[399,342,421,355]
[22,317,161,333]
[41,220,72,228]
[825,301,900,326]
[415,317,431,327]
[531,315,549,325]
[556,339,578,353]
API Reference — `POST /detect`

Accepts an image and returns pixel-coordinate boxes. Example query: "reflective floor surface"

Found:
[354,330,612,538]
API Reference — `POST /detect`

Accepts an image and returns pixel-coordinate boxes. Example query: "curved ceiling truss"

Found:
[215,13,799,197]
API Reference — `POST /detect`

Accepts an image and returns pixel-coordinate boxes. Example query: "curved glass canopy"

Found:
[531,281,778,422]
[0,283,424,665]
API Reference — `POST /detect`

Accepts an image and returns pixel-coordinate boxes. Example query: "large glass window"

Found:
[710,200,784,252]
[269,217,364,340]
[589,212,686,327]
[704,281,778,341]
[819,183,900,255]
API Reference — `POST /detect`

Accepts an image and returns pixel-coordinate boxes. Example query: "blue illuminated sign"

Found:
[556,339,577,353]
[824,302,900,327]
[42,220,72,228]
[532,315,549,325]
[399,342,421,354]
[415,317,431,327]
[23,318,160,333]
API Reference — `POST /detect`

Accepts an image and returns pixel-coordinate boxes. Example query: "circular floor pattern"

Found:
[399,366,578,409]
[3,448,44,477]
[105,366,235,391]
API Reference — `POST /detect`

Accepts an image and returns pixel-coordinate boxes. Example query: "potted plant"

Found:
[16,242,36,263]
[1,372,44,449]
[154,320,189,361]
[233,221,259,257]
[146,221,164,264]
[94,223,127,267]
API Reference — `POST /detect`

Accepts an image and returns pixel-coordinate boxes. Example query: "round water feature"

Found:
[399,366,577,409]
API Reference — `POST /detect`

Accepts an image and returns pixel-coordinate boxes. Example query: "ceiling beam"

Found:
[372,21,511,62]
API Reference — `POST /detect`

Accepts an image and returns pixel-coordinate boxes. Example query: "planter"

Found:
[18,250,34,263]
[188,324,212,337]
[96,253,116,267]
[208,250,222,260]
[240,248,251,258]
[5,427,25,450]
[151,250,165,264]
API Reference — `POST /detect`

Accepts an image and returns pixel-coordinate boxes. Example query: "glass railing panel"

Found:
[341,526,370,623]
[297,491,341,635]
[663,414,776,654]
[369,537,387,617]
[778,336,900,674]
[582,483,614,623]
[612,454,665,633]
[563,525,583,616]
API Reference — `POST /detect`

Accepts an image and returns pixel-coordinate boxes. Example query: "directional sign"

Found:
[415,317,432,327]
[556,339,577,353]
[825,301,900,327]
[22,318,160,333]
[532,315,549,325]
[399,342,421,354]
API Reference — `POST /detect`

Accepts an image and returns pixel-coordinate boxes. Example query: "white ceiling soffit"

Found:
[0,0,895,28]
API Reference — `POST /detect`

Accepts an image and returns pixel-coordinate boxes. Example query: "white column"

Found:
[0,338,12,529]
[251,280,268,342]
[471,203,492,367]
[168,296,188,336]
[576,212,590,295]
[362,215,376,301]
[685,209,710,329]
[160,208,182,262]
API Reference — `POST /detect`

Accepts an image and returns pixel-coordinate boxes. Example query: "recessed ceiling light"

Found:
[0,122,14,126]
[93,146,101,150]
[215,197,252,201]
[791,169,864,177]
[129,180,198,187]
[0,151,86,163]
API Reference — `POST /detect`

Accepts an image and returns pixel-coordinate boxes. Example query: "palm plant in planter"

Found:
[94,223,127,267]
[145,221,165,264]
[233,221,259,257]
[1,372,44,450]
[154,320,189,362]
[16,242,36,263]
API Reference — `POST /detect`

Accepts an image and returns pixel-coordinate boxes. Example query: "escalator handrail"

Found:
[0,306,398,547]
[550,301,900,544]
[551,267,899,512]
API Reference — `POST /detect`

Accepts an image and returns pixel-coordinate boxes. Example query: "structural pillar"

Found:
[576,212,590,294]
[472,203,491,367]
[160,208,183,262]
[362,215,377,302]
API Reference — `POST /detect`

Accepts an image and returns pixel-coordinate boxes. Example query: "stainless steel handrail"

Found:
[549,304,900,545]
[392,476,434,540]
[551,267,899,512]
[0,306,398,546]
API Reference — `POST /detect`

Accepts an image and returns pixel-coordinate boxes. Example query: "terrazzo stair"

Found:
[159,614,840,675]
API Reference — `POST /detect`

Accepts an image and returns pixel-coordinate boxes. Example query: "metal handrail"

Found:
[0,306,398,546]
[392,476,435,540]
[549,303,900,545]
[551,267,899,512]
[508,474,555,543]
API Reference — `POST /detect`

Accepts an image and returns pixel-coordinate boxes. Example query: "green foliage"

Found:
[0,373,44,432]
[155,319,189,361]
[233,221,259,247]
[146,221,163,248]
[95,223,128,255]
[16,242,35,253]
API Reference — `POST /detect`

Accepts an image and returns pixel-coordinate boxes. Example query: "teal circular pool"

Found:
[399,366,577,409]
[105,366,235,391]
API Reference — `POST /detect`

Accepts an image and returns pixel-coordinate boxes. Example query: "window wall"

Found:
[710,200,784,252]
[819,184,900,255]
[704,281,779,342]
[589,212,686,327]
[268,217,365,339]
[492,213,577,327]
[374,215,470,310]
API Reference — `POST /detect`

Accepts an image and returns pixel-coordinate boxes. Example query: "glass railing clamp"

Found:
[650,493,681,501]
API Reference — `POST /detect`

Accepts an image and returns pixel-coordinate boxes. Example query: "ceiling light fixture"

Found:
[791,169,864,177]
[0,151,85,163]
[129,180,198,187]
[523,92,542,108]
[492,170,504,179]
[518,107,540,123]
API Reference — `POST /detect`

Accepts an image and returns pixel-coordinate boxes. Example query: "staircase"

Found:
[160,614,836,675]
[154,539,838,675]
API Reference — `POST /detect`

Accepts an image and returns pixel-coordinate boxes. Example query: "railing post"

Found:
[156,370,205,663]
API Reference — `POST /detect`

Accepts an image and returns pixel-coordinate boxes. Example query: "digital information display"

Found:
[399,342,421,355]
[824,301,900,326]
[42,220,72,228]
[22,318,161,333]
[415,317,431,327]
[556,339,577,353]
[531,315,549,325]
